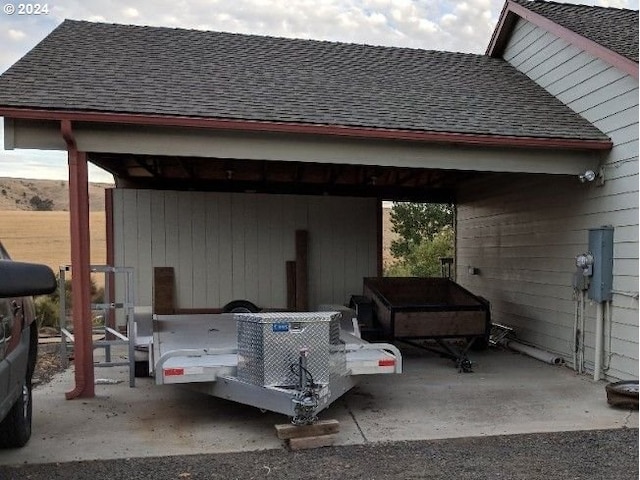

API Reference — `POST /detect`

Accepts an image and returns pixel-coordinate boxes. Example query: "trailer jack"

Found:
[291,348,320,425]
[292,391,318,426]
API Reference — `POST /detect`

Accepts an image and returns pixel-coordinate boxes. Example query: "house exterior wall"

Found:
[457,18,639,380]
[111,189,378,311]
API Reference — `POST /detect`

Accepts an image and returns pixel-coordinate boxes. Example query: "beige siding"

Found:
[457,19,639,380]
[112,190,377,310]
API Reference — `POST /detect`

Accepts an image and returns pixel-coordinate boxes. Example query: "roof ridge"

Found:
[513,0,639,13]
[60,18,485,57]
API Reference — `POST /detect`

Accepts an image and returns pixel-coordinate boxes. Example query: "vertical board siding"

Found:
[113,191,377,311]
[457,18,639,380]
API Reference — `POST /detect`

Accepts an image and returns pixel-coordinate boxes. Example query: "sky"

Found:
[0,0,638,183]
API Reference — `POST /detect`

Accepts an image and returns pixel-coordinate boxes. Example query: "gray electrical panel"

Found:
[587,226,614,302]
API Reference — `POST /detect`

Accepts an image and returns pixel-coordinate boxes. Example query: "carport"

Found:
[0,20,612,399]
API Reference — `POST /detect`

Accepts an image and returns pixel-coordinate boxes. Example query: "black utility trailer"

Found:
[361,277,491,371]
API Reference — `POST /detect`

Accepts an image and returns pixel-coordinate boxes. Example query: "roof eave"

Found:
[487,0,639,79]
[0,107,613,151]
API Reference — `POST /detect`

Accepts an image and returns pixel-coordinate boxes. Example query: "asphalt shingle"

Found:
[513,0,639,62]
[0,20,609,142]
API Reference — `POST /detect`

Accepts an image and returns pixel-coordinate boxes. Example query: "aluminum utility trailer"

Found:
[148,311,402,425]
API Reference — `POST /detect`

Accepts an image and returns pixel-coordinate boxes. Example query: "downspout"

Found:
[62,120,95,399]
[105,189,116,335]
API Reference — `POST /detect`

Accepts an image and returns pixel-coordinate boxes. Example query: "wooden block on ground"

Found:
[275,419,340,440]
[288,434,336,450]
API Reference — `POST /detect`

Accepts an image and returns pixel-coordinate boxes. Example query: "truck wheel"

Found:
[0,324,37,448]
[0,379,32,449]
[222,300,260,313]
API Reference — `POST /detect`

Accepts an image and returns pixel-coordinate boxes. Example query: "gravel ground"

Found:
[1,428,637,480]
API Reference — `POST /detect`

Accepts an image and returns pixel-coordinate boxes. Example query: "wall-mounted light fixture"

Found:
[578,170,597,183]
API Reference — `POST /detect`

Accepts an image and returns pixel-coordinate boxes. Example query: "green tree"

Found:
[386,226,454,277]
[390,202,453,259]
[29,195,54,211]
[387,202,454,277]
[35,274,104,329]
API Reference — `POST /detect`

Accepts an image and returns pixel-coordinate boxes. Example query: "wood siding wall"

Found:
[112,189,378,310]
[457,18,638,380]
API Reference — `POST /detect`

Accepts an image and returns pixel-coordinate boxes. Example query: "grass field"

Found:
[0,211,106,282]
[0,208,396,283]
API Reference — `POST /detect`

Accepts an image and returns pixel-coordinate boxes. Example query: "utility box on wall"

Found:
[588,226,614,302]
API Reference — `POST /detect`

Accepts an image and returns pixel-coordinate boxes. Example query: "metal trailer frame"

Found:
[147,313,402,422]
[362,277,491,372]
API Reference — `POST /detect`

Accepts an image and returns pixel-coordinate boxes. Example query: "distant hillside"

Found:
[0,177,111,212]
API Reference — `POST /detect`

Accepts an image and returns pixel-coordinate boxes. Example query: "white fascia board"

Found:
[9,119,601,175]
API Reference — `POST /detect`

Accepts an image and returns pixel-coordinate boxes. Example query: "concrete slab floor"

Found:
[0,346,636,465]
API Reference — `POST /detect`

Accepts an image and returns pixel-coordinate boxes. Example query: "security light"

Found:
[578,170,597,183]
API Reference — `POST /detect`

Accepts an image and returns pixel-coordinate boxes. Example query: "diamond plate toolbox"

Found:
[236,312,337,387]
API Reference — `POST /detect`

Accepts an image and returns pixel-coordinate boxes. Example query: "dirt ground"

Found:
[32,351,67,388]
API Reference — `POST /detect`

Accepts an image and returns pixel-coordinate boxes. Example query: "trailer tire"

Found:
[134,361,150,378]
[222,300,260,314]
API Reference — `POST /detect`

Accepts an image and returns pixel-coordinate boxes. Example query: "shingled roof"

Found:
[0,19,609,144]
[512,0,639,62]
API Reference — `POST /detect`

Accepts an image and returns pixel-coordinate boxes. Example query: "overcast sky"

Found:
[0,0,638,183]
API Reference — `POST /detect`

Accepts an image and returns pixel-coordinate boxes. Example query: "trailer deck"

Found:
[146,313,402,422]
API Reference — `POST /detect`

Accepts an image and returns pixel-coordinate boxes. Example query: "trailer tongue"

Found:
[149,312,401,425]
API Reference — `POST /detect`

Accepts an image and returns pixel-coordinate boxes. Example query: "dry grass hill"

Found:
[0,177,110,212]
[0,177,398,276]
[0,177,110,275]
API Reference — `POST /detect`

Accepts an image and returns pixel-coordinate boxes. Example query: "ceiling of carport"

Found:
[89,153,483,202]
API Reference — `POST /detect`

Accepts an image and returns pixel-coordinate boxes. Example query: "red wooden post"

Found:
[63,120,95,399]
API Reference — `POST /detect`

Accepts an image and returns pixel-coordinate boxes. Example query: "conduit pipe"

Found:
[572,294,579,372]
[579,291,585,374]
[503,339,565,365]
[593,301,605,382]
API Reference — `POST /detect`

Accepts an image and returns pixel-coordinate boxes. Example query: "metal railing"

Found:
[58,264,136,387]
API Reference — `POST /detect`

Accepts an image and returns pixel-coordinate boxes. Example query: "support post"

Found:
[63,120,95,399]
[295,231,308,311]
[376,200,383,277]
[286,261,297,311]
